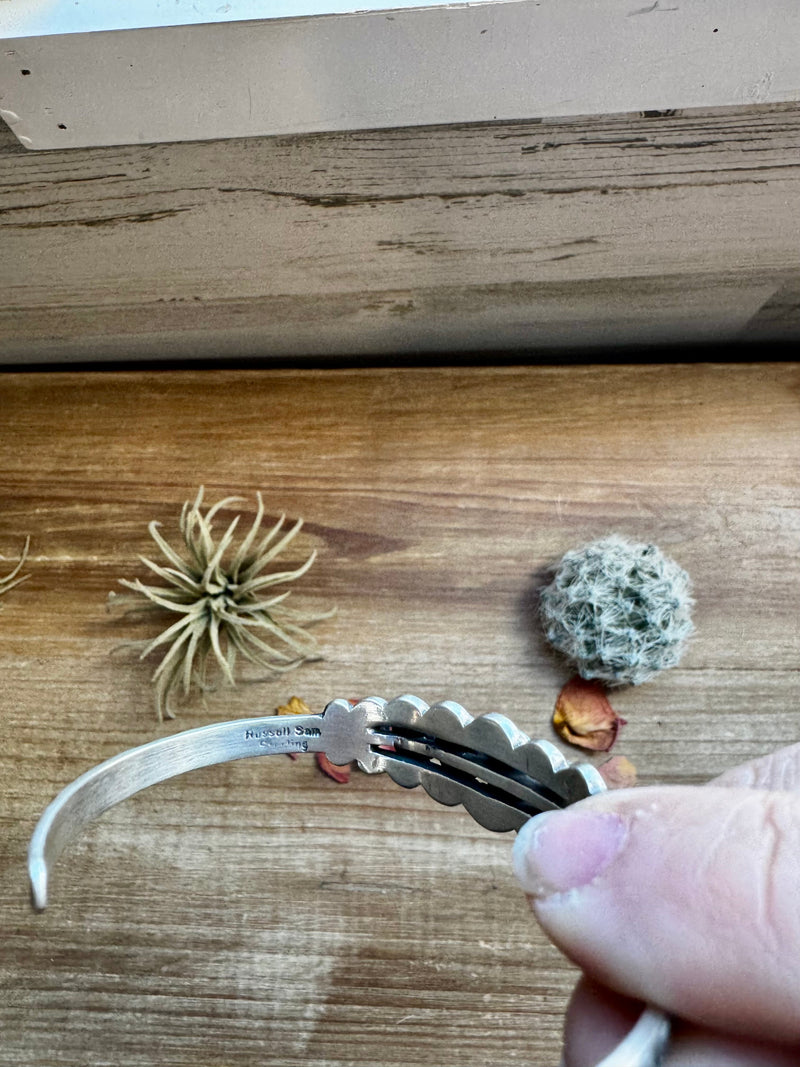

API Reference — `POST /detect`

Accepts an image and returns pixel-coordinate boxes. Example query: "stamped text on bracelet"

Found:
[245,724,323,751]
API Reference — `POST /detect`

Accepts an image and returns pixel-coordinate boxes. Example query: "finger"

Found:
[562,978,800,1067]
[712,741,800,792]
[554,743,800,1063]
[512,785,800,1043]
[664,1029,800,1067]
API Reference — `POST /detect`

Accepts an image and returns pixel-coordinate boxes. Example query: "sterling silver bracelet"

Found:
[29,695,671,1067]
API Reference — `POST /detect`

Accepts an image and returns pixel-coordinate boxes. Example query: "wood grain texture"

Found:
[1,363,799,1066]
[2,104,800,361]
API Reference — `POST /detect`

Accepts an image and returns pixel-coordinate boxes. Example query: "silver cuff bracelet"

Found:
[28,694,670,1067]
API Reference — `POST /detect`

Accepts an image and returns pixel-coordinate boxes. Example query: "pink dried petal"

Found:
[599,755,638,789]
[316,752,352,783]
[553,677,626,752]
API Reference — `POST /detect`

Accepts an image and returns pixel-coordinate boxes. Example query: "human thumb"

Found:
[512,785,800,1044]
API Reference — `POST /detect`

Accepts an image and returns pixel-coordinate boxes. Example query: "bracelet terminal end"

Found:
[29,855,48,913]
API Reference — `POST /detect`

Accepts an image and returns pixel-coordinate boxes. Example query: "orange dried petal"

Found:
[552,677,626,752]
[599,755,638,789]
[277,695,313,716]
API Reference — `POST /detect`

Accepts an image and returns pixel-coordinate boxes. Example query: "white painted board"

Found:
[1,0,798,149]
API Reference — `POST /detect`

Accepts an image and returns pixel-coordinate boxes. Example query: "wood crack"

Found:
[2,208,191,229]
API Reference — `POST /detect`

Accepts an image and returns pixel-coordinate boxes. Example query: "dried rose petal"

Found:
[552,676,626,752]
[316,752,352,783]
[276,695,313,716]
[599,755,638,789]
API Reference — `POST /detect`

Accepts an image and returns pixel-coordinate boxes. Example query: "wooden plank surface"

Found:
[2,103,800,361]
[1,363,799,1066]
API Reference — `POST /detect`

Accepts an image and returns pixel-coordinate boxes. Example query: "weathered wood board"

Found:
[2,105,800,361]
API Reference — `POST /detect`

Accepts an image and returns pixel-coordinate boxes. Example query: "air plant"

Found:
[0,537,30,603]
[112,489,335,720]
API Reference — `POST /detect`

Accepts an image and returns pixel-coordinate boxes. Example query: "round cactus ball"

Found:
[539,535,694,685]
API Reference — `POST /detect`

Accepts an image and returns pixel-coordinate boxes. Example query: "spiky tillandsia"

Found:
[112,489,335,721]
[0,537,30,604]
